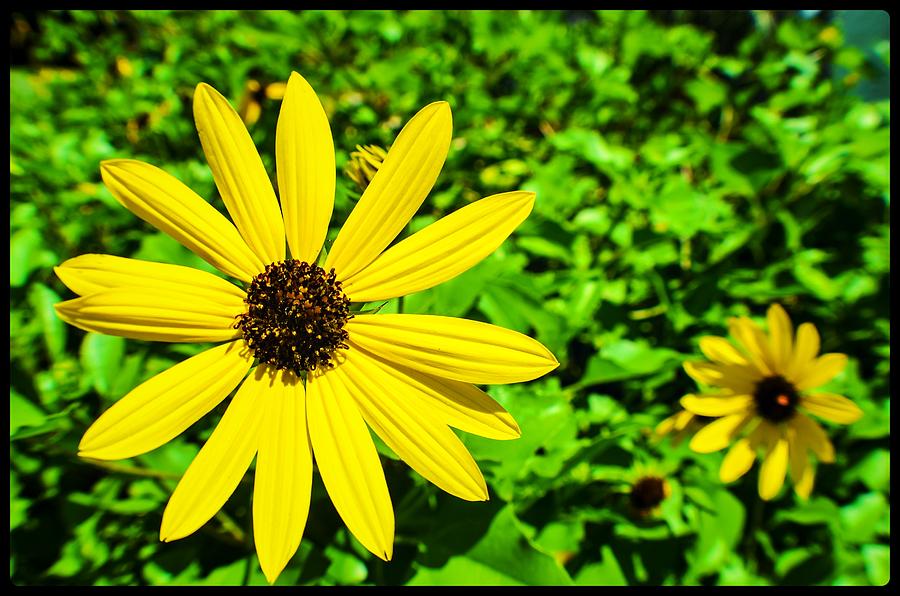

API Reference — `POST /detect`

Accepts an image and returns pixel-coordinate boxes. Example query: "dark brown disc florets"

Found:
[235,260,351,375]
[629,475,669,516]
[753,374,799,423]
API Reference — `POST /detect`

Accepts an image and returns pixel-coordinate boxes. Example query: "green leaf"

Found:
[80,333,126,398]
[410,505,574,586]
[28,283,67,361]
[10,389,47,435]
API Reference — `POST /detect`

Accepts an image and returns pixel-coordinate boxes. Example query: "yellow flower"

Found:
[345,144,389,191]
[680,304,862,501]
[54,72,558,583]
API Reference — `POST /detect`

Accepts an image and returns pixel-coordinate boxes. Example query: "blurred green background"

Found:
[9,10,890,586]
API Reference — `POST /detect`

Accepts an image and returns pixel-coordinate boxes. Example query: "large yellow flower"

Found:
[54,72,558,583]
[679,304,862,501]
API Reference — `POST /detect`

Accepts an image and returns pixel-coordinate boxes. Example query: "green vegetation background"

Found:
[9,10,890,586]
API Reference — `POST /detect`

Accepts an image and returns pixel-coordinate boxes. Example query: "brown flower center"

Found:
[629,476,668,514]
[235,260,351,375]
[753,374,799,422]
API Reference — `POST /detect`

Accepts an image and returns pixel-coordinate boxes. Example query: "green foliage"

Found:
[10,9,889,586]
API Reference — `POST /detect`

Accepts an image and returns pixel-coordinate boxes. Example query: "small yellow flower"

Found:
[628,472,671,518]
[345,143,389,191]
[680,304,862,501]
[54,72,557,583]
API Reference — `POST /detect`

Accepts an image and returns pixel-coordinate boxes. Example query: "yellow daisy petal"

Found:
[758,430,789,501]
[766,304,793,373]
[253,369,313,585]
[785,322,820,381]
[786,425,815,500]
[346,314,558,385]
[336,348,489,501]
[698,336,750,367]
[194,82,286,264]
[719,423,767,483]
[680,394,754,417]
[306,365,394,561]
[276,72,335,263]
[160,365,271,541]
[791,412,835,463]
[54,288,242,343]
[689,412,751,453]
[341,191,535,302]
[794,353,848,391]
[79,340,253,460]
[100,159,264,281]
[326,101,452,280]
[349,345,519,440]
[801,392,862,425]
[682,361,757,393]
[54,254,245,300]
[727,316,774,376]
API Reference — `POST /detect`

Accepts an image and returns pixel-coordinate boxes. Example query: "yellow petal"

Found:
[276,72,335,263]
[766,304,793,373]
[54,254,245,300]
[680,394,753,417]
[79,340,253,460]
[790,412,835,463]
[347,314,558,385]
[682,361,757,393]
[350,344,519,440]
[253,369,313,584]
[698,336,750,367]
[194,83,285,264]
[160,365,271,541]
[759,431,789,501]
[800,392,862,425]
[334,348,488,501]
[55,288,242,343]
[327,102,452,280]
[689,412,751,453]
[786,424,815,500]
[306,366,394,560]
[785,322,820,381]
[341,191,535,302]
[727,316,774,376]
[100,159,264,281]
[720,440,756,483]
[794,353,847,391]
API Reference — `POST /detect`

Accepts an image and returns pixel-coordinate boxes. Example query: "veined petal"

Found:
[55,288,242,343]
[194,83,285,264]
[794,353,847,391]
[689,412,752,453]
[791,412,835,463]
[759,429,789,501]
[682,361,758,393]
[785,323,820,381]
[306,366,394,560]
[79,340,253,460]
[350,344,519,440]
[347,314,558,385]
[100,159,264,281]
[719,423,767,483]
[327,102,452,280]
[253,369,313,584]
[766,304,793,373]
[800,392,863,425]
[54,254,245,300]
[698,336,750,367]
[341,191,535,302]
[276,72,335,263]
[160,365,271,541]
[334,348,488,501]
[681,394,753,417]
[728,317,774,376]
